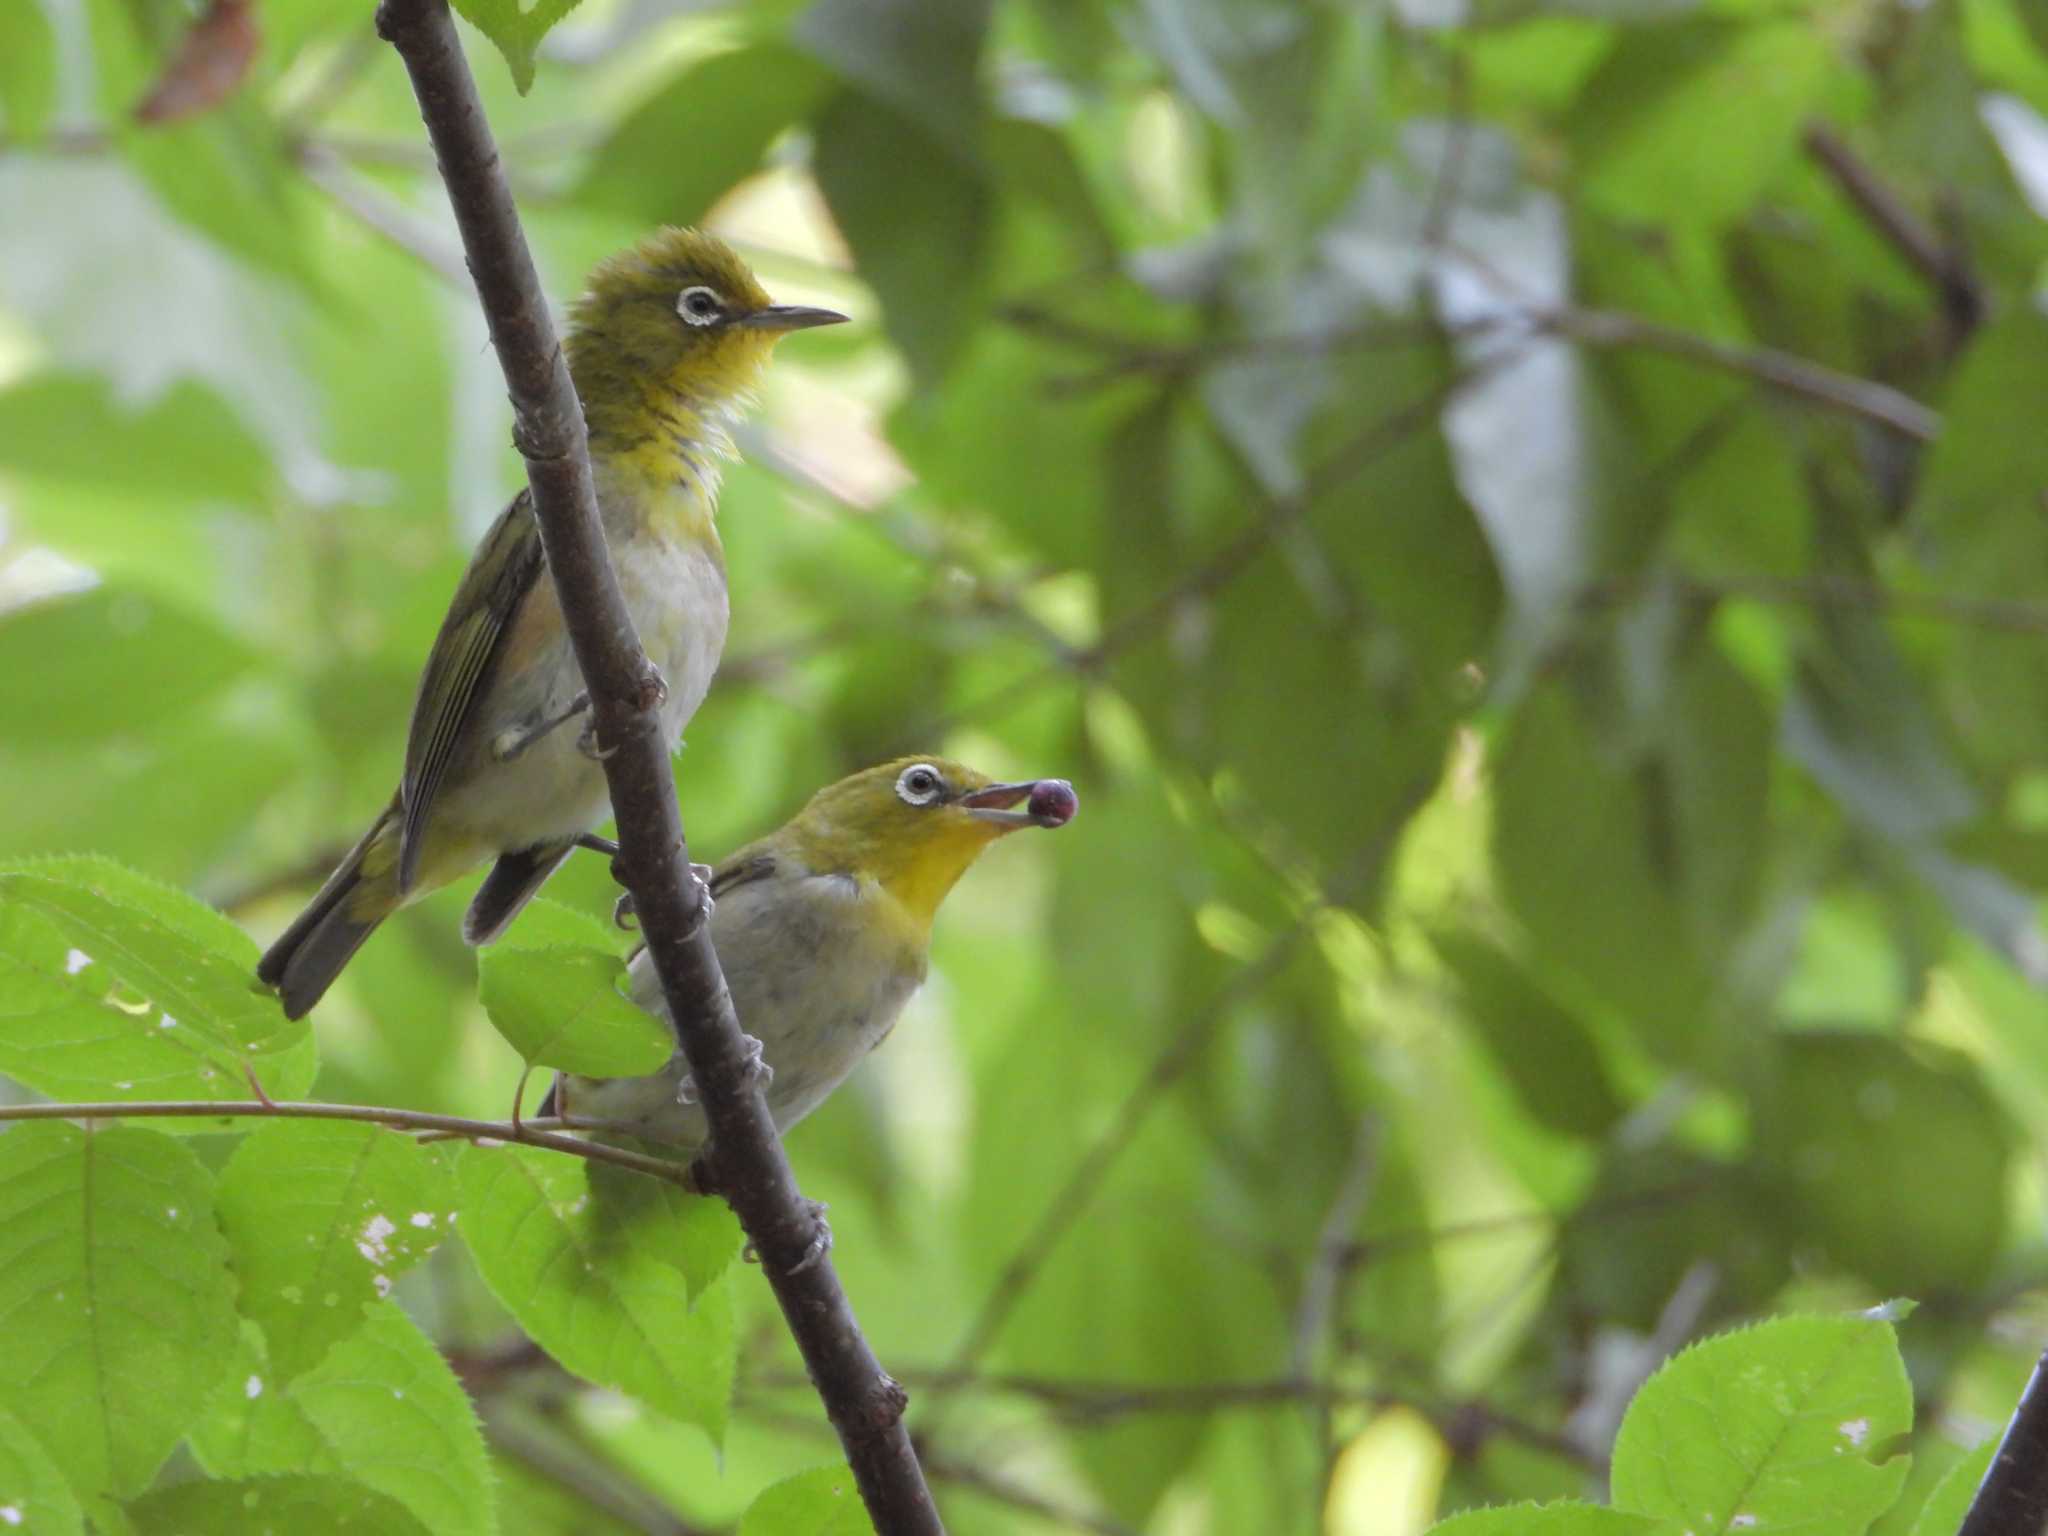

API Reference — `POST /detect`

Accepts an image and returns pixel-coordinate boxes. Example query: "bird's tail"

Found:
[256,806,405,1020]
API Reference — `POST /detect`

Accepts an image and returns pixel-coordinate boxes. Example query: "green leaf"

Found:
[1434,927,1624,1139]
[0,371,272,510]
[477,940,671,1076]
[812,90,988,386]
[737,1466,875,1536]
[1907,1440,1995,1536]
[1492,689,1712,1059]
[192,1305,496,1536]
[793,0,989,145]
[1430,1505,1673,1535]
[449,0,584,94]
[127,1475,429,1536]
[576,46,832,226]
[0,589,258,746]
[1759,1034,2011,1294]
[0,855,311,1108]
[1611,1314,1913,1533]
[0,0,57,142]
[0,1123,238,1501]
[1571,20,1834,227]
[215,1121,456,1383]
[456,1145,736,1444]
[0,1408,86,1536]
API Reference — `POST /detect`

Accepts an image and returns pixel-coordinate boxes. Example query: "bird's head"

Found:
[564,227,845,457]
[786,757,1079,932]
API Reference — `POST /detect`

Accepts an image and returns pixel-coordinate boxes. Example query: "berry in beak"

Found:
[961,779,1078,829]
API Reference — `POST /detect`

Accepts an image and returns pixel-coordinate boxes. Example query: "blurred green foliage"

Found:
[5,0,2048,1528]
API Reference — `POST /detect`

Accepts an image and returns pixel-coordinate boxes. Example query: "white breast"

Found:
[563,873,921,1153]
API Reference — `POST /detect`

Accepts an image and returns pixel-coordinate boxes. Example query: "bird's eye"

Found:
[895,765,944,806]
[676,286,724,327]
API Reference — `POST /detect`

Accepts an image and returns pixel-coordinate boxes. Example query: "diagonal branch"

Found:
[370,2,940,1529]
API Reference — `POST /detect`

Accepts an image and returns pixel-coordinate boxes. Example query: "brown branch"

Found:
[1535,304,1941,442]
[1802,121,1984,348]
[371,3,940,1530]
[0,1098,687,1183]
[761,1368,1604,1472]
[484,1405,715,1536]
[1960,1345,2048,1536]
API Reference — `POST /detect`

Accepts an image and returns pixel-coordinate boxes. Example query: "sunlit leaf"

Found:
[128,1475,429,1536]
[191,1305,496,1536]
[0,1408,86,1536]
[215,1121,456,1383]
[0,1123,238,1501]
[0,855,309,1108]
[737,1466,875,1536]
[448,0,583,94]
[1610,1314,1912,1533]
[456,1144,736,1445]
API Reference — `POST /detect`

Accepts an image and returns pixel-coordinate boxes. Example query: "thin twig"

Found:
[1802,120,1984,347]
[372,3,939,1528]
[920,349,1514,743]
[0,1098,687,1182]
[740,1405,1137,1536]
[484,1405,714,1536]
[1534,304,1941,442]
[1290,1114,1381,1486]
[940,835,1396,1382]
[764,1368,1604,1472]
[294,139,470,288]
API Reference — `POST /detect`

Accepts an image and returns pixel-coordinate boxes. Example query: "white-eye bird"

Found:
[545,757,1078,1152]
[257,229,845,1019]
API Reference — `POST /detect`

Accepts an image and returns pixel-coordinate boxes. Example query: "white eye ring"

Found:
[896,764,944,806]
[676,285,723,326]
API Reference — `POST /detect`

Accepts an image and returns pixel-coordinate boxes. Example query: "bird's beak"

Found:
[960,779,1079,830]
[740,304,850,332]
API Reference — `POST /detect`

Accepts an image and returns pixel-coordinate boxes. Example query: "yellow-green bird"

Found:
[258,228,845,1019]
[544,758,1078,1152]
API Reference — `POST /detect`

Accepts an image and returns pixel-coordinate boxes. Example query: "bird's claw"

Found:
[576,720,619,761]
[674,1036,767,1108]
[739,1032,773,1089]
[790,1200,833,1274]
[612,889,638,931]
[742,1200,832,1273]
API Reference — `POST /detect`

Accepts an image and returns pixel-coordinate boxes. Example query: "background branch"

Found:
[371,2,940,1528]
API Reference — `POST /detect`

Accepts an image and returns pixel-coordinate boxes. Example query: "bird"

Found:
[257,228,846,1019]
[543,757,1078,1156]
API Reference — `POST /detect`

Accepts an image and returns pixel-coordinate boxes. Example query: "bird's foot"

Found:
[738,1032,773,1089]
[741,1200,832,1273]
[492,692,590,763]
[635,665,669,714]
[575,718,619,761]
[789,1200,833,1274]
[674,1071,698,1107]
[612,889,638,931]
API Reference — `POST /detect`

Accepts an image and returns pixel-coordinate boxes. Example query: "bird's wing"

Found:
[709,852,779,899]
[398,490,548,891]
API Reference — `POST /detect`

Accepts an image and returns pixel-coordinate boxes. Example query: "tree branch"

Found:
[371,3,940,1528]
[0,1098,685,1182]
[1959,1345,2048,1536]
[1802,120,1984,349]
